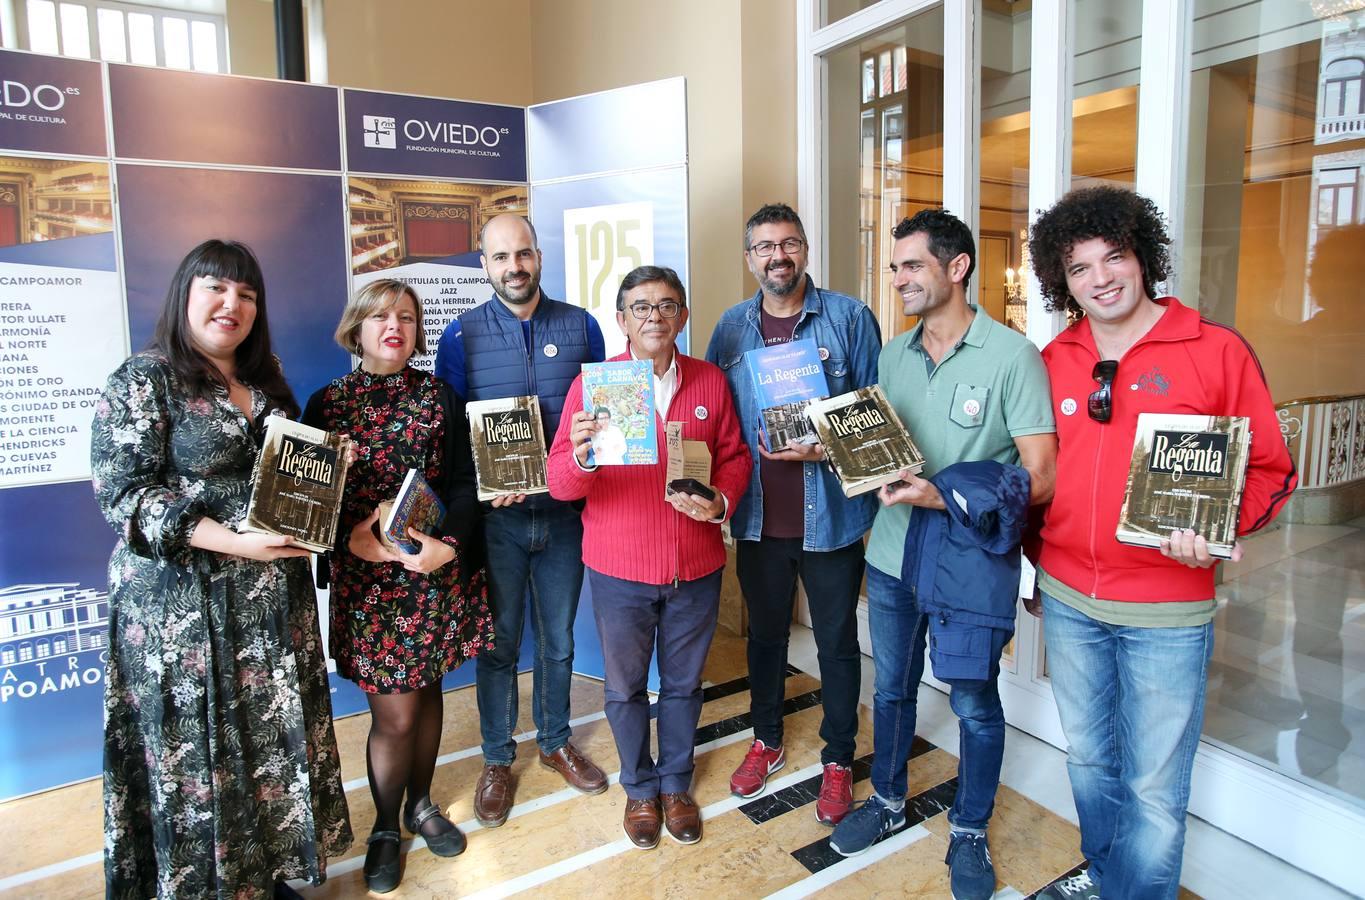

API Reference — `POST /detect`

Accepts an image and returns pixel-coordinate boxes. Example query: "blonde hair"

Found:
[334,279,427,357]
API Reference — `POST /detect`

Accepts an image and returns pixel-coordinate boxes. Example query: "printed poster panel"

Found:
[348,177,528,370]
[108,64,341,171]
[0,157,124,488]
[527,77,685,182]
[533,167,689,356]
[0,49,106,158]
[0,481,116,800]
[116,165,351,405]
[344,89,527,183]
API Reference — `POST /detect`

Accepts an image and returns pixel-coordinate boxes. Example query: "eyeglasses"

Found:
[1088,359,1118,423]
[747,238,806,258]
[625,300,683,320]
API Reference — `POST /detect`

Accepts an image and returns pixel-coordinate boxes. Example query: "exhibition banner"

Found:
[0,45,684,799]
[0,52,106,158]
[344,89,527,183]
[108,65,342,171]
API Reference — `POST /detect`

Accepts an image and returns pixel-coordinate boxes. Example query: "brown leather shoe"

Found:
[539,743,608,794]
[622,796,662,849]
[661,791,702,844]
[473,763,514,827]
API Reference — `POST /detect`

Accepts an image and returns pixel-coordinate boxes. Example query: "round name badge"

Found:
[963,398,981,417]
[818,346,830,361]
[695,405,709,420]
[543,343,559,358]
[1060,398,1078,416]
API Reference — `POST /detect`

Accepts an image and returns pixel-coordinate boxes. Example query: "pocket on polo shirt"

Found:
[949,384,990,429]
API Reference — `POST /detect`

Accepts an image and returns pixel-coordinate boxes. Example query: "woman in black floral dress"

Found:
[91,240,353,899]
[303,278,492,892]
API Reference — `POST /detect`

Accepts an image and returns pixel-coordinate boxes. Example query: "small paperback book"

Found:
[1116,413,1252,559]
[377,467,447,555]
[242,416,350,553]
[806,385,926,497]
[581,359,657,466]
[467,395,550,501]
[664,421,715,501]
[744,338,829,449]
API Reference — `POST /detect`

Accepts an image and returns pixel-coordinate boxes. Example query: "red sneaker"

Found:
[729,739,785,798]
[816,762,853,825]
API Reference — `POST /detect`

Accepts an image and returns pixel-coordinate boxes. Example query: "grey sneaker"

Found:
[1035,867,1100,900]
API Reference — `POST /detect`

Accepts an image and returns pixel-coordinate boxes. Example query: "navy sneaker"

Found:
[828,795,906,857]
[945,831,995,900]
[1035,867,1100,900]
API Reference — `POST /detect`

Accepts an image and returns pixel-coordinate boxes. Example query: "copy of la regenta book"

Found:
[241,416,350,553]
[581,359,657,466]
[466,395,550,501]
[806,385,925,497]
[1116,413,1252,559]
[745,338,829,449]
[377,468,447,555]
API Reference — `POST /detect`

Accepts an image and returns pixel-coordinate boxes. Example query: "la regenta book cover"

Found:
[580,359,658,465]
[466,395,550,500]
[744,338,829,449]
[379,468,447,554]
[242,416,349,553]
[1116,413,1251,559]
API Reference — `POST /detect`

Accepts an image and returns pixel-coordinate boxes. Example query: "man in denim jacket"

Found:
[705,203,882,826]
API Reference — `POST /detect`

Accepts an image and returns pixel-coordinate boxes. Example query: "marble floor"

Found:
[0,623,1354,898]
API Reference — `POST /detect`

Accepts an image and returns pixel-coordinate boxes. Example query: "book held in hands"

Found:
[744,338,829,449]
[806,385,925,497]
[581,359,657,466]
[241,416,350,553]
[466,395,550,501]
[1116,413,1251,559]
[377,467,447,555]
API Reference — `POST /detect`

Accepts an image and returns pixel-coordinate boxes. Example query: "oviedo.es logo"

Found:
[360,111,509,154]
[0,80,80,122]
[363,114,397,149]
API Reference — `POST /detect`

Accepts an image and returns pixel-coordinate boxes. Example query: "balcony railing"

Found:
[1276,392,1365,489]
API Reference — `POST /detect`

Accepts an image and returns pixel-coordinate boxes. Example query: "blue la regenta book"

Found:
[745,338,830,449]
[581,359,658,466]
[378,468,446,554]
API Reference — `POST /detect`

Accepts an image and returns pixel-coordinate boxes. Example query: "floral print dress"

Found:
[91,353,352,900]
[303,365,492,694]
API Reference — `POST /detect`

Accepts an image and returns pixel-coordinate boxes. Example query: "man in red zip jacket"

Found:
[546,265,750,851]
[1027,187,1296,900]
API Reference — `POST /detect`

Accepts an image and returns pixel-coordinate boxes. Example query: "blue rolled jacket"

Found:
[705,276,882,551]
[901,460,1031,681]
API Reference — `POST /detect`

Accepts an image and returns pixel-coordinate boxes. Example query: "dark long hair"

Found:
[149,239,299,417]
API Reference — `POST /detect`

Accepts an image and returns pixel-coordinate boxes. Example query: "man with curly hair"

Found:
[1026,186,1296,900]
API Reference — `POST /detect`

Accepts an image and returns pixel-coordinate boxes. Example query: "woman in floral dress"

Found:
[91,240,352,899]
[303,279,492,892]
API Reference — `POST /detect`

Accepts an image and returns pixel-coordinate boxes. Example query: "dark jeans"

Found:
[736,537,864,765]
[476,503,584,764]
[866,565,1009,831]
[588,567,722,799]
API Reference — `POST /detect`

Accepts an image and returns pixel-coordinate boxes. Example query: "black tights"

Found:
[365,682,454,838]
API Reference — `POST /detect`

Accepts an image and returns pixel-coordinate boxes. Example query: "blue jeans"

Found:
[1042,592,1214,900]
[476,504,584,763]
[866,566,1008,831]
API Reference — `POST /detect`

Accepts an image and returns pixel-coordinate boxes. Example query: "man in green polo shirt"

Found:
[829,209,1056,900]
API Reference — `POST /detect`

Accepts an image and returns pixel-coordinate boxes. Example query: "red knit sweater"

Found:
[546,351,751,585]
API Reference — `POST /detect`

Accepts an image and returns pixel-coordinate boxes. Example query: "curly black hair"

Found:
[1028,186,1172,315]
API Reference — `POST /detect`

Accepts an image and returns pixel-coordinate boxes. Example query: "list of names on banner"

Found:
[0,266,125,487]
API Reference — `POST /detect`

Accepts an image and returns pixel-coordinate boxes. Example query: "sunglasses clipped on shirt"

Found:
[1088,359,1118,423]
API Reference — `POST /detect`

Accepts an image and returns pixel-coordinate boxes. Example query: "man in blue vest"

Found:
[435,213,608,827]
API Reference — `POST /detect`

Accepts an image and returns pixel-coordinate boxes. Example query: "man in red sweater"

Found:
[546,265,750,850]
[1027,187,1296,900]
